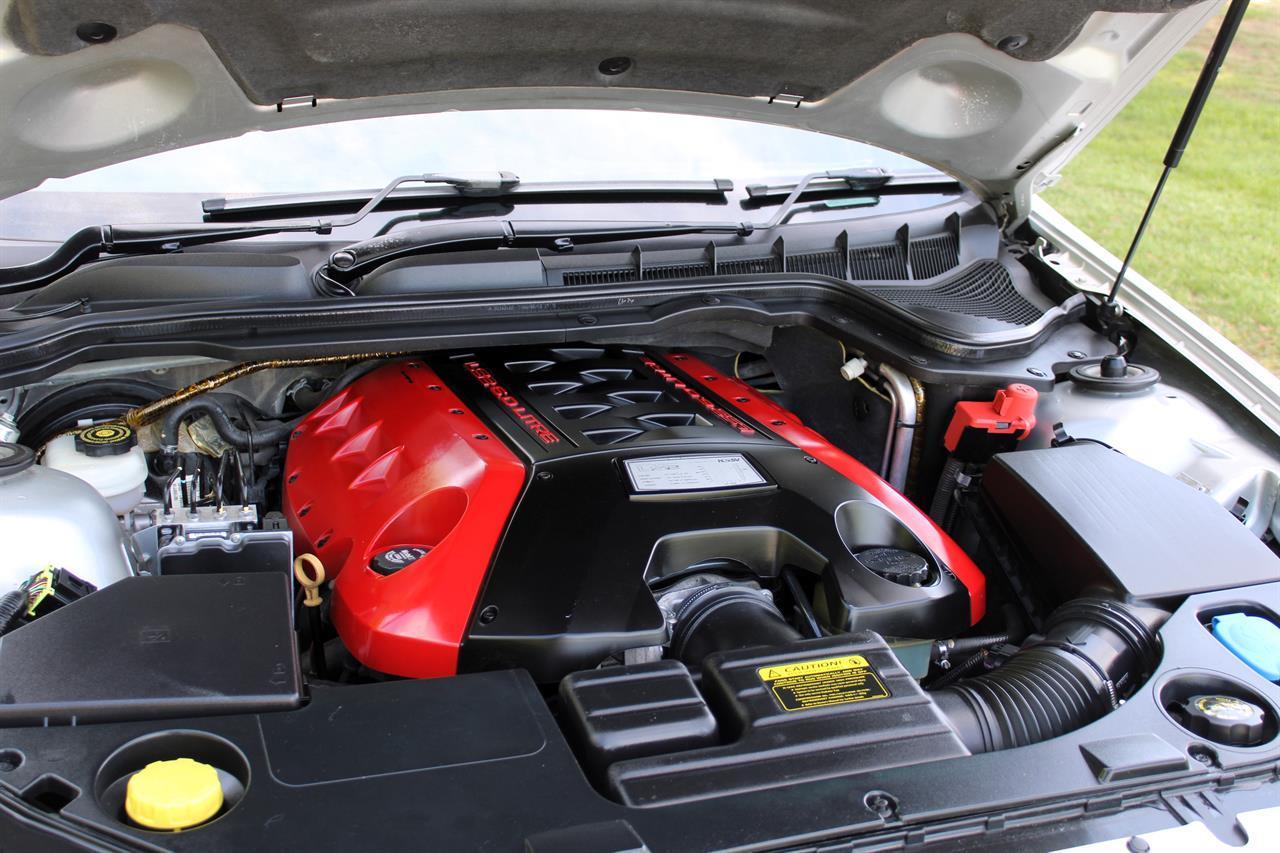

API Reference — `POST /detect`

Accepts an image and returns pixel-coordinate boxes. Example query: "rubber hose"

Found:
[0,589,25,635]
[160,398,296,452]
[929,649,988,690]
[929,456,964,525]
[322,359,386,400]
[932,596,1165,753]
[946,634,1010,656]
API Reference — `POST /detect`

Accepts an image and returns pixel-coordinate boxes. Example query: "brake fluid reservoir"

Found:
[43,423,147,515]
[0,442,134,592]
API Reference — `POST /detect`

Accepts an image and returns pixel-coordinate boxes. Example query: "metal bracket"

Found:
[276,94,318,112]
[768,91,806,108]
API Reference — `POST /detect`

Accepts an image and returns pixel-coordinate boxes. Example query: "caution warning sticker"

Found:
[757,654,890,712]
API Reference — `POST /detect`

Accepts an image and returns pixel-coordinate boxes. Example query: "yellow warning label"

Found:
[757,654,890,712]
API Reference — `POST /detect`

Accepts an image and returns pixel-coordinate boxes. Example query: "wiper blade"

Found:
[207,172,522,213]
[0,173,519,295]
[203,178,735,221]
[745,168,957,200]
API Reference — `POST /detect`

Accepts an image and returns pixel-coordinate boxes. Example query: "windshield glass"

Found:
[0,110,937,240]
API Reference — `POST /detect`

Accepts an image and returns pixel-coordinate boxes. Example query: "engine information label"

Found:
[624,454,766,493]
[757,654,890,712]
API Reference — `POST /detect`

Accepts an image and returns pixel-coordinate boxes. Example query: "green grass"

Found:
[1044,1,1280,374]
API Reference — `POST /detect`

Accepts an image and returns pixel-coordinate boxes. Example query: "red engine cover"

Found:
[283,359,526,677]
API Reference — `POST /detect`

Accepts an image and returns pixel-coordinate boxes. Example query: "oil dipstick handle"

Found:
[293,554,330,679]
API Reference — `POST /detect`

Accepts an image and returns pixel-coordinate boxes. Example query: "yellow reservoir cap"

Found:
[124,758,223,831]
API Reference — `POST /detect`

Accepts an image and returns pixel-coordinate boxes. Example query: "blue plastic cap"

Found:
[1212,613,1280,682]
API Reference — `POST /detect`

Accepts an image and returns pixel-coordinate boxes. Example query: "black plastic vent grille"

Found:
[865,262,1043,326]
[559,226,961,285]
[562,268,637,286]
[848,241,908,280]
[643,262,713,280]
[910,233,960,279]
[718,256,783,276]
[789,250,845,279]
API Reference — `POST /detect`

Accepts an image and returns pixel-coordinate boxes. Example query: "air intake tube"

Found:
[932,596,1166,753]
[668,582,802,667]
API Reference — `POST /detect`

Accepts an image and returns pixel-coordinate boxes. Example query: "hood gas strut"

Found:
[1102,0,1251,327]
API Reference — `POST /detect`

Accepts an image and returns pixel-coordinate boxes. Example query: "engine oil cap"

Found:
[370,546,431,576]
[125,758,223,831]
[1212,613,1280,681]
[1178,694,1268,747]
[855,548,930,586]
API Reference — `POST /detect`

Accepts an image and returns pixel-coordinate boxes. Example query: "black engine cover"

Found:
[427,345,974,682]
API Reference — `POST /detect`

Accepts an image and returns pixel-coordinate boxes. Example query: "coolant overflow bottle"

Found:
[43,423,147,515]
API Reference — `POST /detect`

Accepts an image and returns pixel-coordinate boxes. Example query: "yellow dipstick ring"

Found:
[294,553,326,608]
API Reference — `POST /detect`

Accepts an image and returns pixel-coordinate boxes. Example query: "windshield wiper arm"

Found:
[202,178,734,221]
[276,171,520,231]
[0,173,521,295]
[371,201,516,238]
[320,218,756,287]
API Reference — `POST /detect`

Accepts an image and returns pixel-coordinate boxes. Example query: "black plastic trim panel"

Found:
[0,583,1276,850]
[0,274,1086,389]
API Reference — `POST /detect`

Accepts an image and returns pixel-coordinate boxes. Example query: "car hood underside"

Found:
[1,0,1220,217]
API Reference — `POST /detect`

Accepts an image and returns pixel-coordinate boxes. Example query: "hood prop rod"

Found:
[1102,0,1250,323]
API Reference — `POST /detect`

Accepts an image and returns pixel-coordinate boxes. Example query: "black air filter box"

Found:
[982,444,1279,603]
[600,634,969,806]
[0,573,301,726]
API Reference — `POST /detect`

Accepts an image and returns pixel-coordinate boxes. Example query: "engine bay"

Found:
[0,323,1278,847]
[0,0,1277,841]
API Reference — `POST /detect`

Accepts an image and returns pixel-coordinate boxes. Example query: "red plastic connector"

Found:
[943,384,1039,452]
